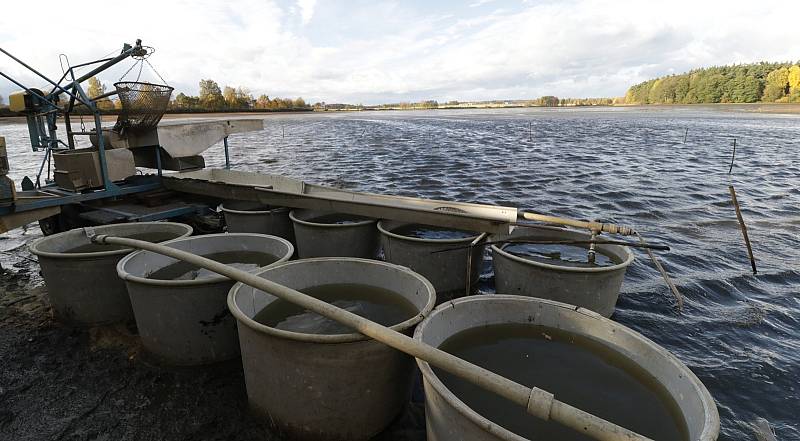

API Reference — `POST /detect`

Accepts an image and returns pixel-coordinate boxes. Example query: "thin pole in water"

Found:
[683,128,688,143]
[728,138,736,174]
[282,125,285,138]
[529,121,532,141]
[729,185,757,275]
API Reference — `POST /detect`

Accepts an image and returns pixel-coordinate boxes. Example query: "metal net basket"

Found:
[114,81,174,132]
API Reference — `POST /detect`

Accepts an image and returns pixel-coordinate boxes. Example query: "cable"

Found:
[118,60,141,82]
[145,59,169,85]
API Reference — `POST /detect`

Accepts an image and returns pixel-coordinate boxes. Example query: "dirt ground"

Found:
[0,246,425,441]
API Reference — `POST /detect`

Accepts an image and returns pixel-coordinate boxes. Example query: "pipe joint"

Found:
[526,387,554,420]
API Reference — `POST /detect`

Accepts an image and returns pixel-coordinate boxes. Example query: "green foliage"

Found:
[537,96,559,106]
[625,62,800,104]
[171,80,309,112]
[198,79,224,109]
[85,77,114,110]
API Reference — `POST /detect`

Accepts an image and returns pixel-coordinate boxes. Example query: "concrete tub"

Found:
[28,222,192,325]
[228,258,436,440]
[220,201,294,243]
[414,295,719,441]
[289,209,379,258]
[117,233,293,365]
[491,225,633,317]
[378,220,485,297]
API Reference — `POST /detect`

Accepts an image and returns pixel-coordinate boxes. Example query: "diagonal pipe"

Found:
[90,233,652,441]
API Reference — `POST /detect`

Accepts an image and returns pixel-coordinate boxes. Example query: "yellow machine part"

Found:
[8,90,28,112]
[8,88,44,112]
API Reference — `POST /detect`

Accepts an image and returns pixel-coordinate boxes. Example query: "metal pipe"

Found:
[432,238,670,254]
[74,42,141,84]
[0,71,60,109]
[0,47,86,104]
[89,234,653,441]
[636,233,683,311]
[520,212,636,236]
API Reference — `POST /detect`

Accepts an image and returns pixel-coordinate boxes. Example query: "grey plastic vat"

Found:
[228,257,436,440]
[117,233,293,365]
[289,209,379,258]
[28,222,192,325]
[491,225,633,317]
[378,220,484,297]
[220,200,295,243]
[414,295,720,441]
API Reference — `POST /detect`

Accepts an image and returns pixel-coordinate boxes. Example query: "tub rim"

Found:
[116,232,294,287]
[289,209,376,228]
[29,222,193,260]
[413,294,720,441]
[377,220,483,244]
[220,201,289,215]
[227,257,437,344]
[490,225,634,274]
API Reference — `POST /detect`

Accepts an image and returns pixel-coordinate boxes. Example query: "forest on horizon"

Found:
[624,62,800,105]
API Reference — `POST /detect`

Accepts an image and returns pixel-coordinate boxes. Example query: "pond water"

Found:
[1,106,798,440]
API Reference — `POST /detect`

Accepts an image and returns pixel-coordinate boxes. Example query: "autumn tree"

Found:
[255,94,270,109]
[199,79,224,109]
[86,76,114,110]
[763,67,789,101]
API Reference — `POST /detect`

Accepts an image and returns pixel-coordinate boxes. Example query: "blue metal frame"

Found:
[0,40,175,222]
[0,177,163,216]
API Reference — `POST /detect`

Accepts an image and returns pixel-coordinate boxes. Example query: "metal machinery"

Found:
[0,40,263,234]
[0,40,518,237]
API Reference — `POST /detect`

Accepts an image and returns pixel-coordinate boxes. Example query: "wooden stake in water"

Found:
[728,138,736,174]
[683,128,688,143]
[529,121,532,141]
[729,185,757,275]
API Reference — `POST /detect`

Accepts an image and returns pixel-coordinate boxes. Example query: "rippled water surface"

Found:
[1,107,798,440]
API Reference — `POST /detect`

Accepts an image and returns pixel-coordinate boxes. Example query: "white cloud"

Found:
[1,0,799,104]
[297,0,317,25]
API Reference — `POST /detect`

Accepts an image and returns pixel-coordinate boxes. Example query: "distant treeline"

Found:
[0,78,313,116]
[625,62,800,104]
[171,79,310,112]
[315,96,620,111]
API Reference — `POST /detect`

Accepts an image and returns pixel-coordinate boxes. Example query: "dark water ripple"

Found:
[1,106,799,440]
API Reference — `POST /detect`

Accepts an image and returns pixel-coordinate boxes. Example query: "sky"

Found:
[1,0,799,105]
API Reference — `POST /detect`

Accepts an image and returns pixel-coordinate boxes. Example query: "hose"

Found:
[90,233,652,441]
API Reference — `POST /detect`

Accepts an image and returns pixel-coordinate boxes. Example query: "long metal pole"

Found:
[0,47,86,104]
[91,234,652,441]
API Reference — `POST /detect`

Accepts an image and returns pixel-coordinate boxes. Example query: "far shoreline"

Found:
[2,102,800,124]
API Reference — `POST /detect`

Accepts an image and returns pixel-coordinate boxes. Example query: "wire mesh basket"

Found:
[113,81,174,132]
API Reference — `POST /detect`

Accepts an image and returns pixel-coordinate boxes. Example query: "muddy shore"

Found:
[0,240,424,441]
